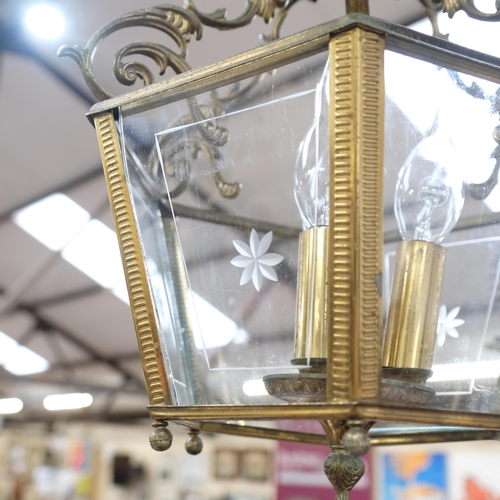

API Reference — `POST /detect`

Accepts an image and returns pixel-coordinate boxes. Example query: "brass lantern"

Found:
[60,0,500,496]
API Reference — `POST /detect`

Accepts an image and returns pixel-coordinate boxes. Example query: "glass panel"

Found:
[119,52,329,406]
[384,49,500,415]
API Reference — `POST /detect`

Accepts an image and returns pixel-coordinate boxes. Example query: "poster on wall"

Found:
[380,452,447,500]
[448,450,500,500]
[275,421,371,500]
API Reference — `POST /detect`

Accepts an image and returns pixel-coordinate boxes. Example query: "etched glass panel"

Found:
[119,52,329,405]
[384,49,500,414]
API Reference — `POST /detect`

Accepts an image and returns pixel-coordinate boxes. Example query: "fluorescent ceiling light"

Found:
[13,193,90,251]
[61,219,126,290]
[43,393,93,411]
[24,4,66,39]
[429,360,500,382]
[14,194,247,347]
[14,194,128,301]
[242,379,267,396]
[0,331,49,376]
[0,398,23,415]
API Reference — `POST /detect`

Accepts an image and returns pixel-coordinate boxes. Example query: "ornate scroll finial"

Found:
[421,0,500,38]
[58,6,202,101]
[324,450,365,500]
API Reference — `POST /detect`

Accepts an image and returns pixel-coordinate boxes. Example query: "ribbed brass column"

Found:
[327,27,385,402]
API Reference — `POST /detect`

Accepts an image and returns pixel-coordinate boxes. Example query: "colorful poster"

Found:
[275,422,371,500]
[448,450,500,500]
[381,452,447,500]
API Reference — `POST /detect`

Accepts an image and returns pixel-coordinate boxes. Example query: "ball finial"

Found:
[341,424,370,457]
[185,429,203,455]
[149,422,173,452]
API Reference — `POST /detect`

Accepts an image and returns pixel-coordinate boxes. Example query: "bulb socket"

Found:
[294,227,328,362]
[383,240,446,371]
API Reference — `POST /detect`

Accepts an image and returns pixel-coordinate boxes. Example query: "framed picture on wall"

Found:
[241,449,271,482]
[214,449,240,480]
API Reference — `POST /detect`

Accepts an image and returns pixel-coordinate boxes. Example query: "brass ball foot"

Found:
[185,429,203,455]
[149,422,173,452]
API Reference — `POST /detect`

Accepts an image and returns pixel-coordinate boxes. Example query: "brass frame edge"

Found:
[327,26,384,402]
[199,422,328,445]
[148,403,500,430]
[94,111,172,406]
[370,429,498,446]
[199,422,498,447]
[87,14,500,118]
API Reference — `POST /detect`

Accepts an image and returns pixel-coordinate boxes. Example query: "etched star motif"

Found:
[437,305,464,347]
[230,229,284,291]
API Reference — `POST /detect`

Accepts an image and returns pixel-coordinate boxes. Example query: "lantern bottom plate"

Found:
[262,373,435,406]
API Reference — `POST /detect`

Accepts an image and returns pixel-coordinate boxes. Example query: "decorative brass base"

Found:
[324,449,365,500]
[381,367,436,406]
[263,373,327,403]
[263,367,435,406]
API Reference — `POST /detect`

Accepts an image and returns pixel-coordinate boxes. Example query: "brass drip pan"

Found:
[263,366,436,406]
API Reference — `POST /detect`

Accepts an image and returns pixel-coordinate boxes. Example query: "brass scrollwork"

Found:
[262,0,317,42]
[59,1,312,201]
[422,0,500,37]
[185,0,287,28]
[58,6,202,101]
[451,0,500,21]
[447,71,500,200]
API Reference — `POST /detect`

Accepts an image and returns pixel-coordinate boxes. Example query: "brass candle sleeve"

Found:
[294,226,329,361]
[383,240,446,371]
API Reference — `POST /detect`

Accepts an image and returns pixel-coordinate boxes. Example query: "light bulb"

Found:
[293,59,330,365]
[294,59,330,228]
[383,71,465,385]
[394,76,464,244]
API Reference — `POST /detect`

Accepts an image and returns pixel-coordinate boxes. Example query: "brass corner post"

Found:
[345,0,370,14]
[94,111,172,406]
[327,28,385,403]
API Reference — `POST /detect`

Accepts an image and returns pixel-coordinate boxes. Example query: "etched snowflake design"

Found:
[437,305,464,347]
[231,229,284,291]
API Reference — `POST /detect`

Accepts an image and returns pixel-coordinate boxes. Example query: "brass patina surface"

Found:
[324,450,365,500]
[198,421,499,446]
[327,27,385,403]
[263,371,435,406]
[149,402,500,430]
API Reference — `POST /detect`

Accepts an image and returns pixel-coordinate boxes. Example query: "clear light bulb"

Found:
[395,73,465,244]
[294,59,330,228]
